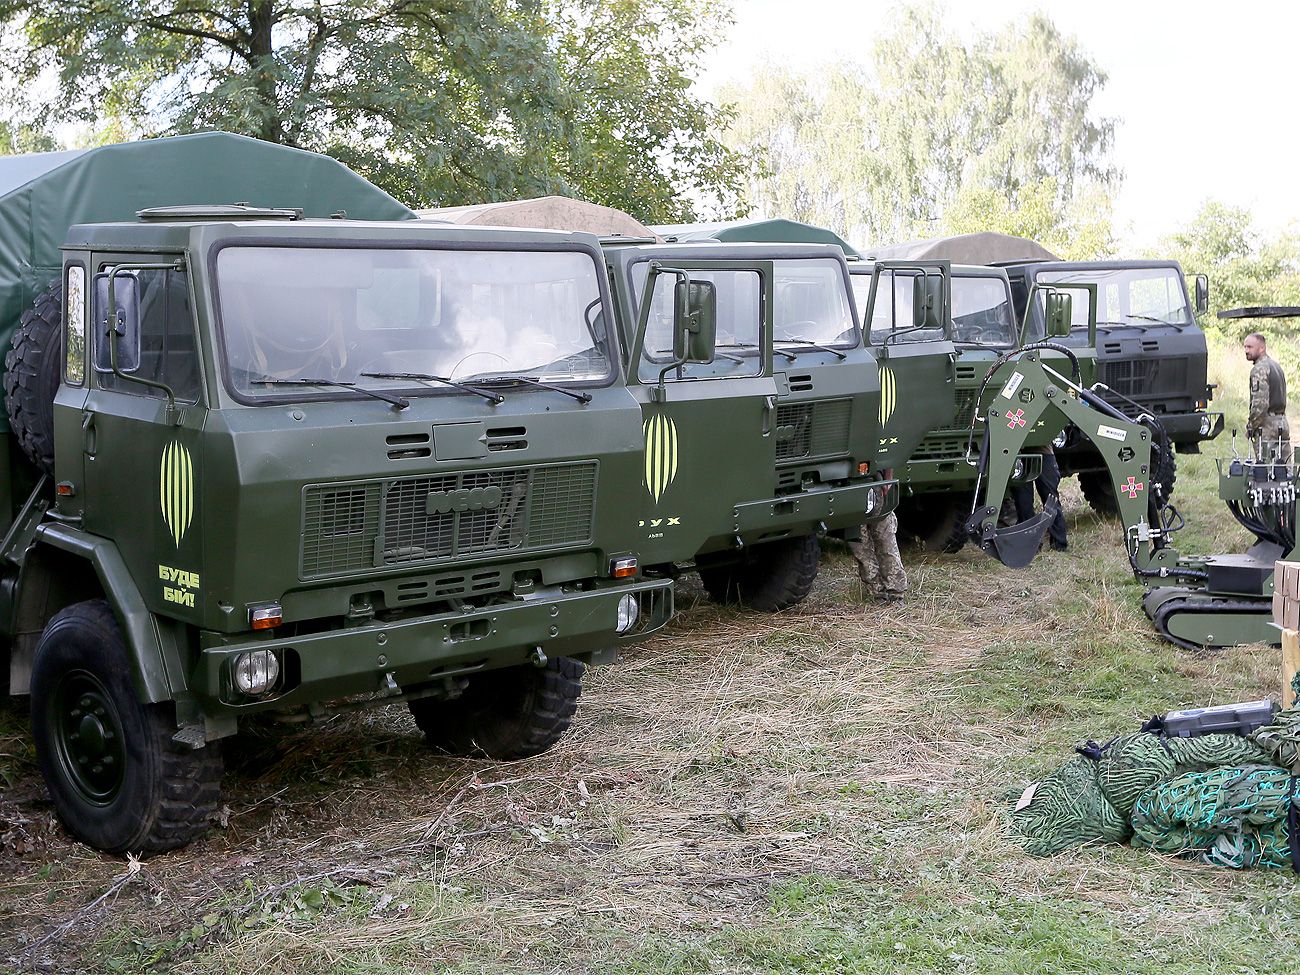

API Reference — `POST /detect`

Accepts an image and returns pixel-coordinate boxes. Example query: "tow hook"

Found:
[530,647,548,668]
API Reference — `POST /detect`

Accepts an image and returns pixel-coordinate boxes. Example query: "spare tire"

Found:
[5,281,63,473]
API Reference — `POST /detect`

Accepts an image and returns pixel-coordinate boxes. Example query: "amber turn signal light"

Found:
[610,556,638,579]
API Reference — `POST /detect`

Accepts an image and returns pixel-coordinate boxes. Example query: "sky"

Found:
[698,0,1300,251]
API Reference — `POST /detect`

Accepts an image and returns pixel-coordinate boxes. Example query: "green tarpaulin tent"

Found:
[651,218,860,259]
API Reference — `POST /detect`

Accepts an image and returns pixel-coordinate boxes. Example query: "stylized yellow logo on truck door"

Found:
[879,365,897,426]
[160,441,194,547]
[643,414,679,503]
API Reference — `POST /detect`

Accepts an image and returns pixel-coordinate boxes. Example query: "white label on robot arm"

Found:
[1097,424,1128,442]
[1000,373,1024,399]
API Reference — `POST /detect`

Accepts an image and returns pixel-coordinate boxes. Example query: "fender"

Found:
[18,523,187,703]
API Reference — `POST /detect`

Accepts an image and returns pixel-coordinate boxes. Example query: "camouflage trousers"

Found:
[848,511,907,599]
[1251,414,1292,464]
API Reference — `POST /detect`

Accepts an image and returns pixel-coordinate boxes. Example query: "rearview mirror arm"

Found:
[105,261,185,424]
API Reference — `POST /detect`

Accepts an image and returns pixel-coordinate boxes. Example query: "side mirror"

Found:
[92,269,141,373]
[912,273,944,329]
[1045,291,1073,338]
[1194,274,1210,316]
[674,278,717,364]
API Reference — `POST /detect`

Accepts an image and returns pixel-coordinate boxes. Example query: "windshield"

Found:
[216,245,612,400]
[631,256,856,351]
[953,276,1018,346]
[1037,266,1192,330]
[852,271,1016,347]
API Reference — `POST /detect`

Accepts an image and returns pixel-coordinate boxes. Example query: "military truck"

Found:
[0,138,672,855]
[859,235,1096,551]
[998,258,1220,514]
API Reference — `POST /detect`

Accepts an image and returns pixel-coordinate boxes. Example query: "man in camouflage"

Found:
[849,469,907,603]
[1244,332,1291,462]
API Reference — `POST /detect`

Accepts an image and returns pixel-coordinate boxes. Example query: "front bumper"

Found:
[730,477,899,537]
[1161,410,1224,444]
[194,576,673,714]
[902,453,1041,493]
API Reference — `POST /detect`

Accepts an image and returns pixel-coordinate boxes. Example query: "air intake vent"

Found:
[788,374,814,392]
[1141,339,1160,353]
[1103,342,1122,354]
[386,431,432,460]
[955,364,978,382]
[486,426,528,451]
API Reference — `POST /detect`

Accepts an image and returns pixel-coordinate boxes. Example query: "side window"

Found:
[94,267,201,403]
[861,270,944,345]
[64,266,86,385]
[637,268,762,382]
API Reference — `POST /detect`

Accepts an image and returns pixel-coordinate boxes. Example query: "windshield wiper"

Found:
[1127,314,1185,329]
[775,337,847,360]
[717,342,794,362]
[249,376,409,409]
[467,373,592,404]
[361,371,504,405]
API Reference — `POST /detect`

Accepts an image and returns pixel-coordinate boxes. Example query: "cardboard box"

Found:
[1275,561,1300,629]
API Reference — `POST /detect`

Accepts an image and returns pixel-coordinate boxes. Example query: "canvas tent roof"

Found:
[0,131,415,429]
[861,232,1058,264]
[420,196,657,239]
[652,218,859,259]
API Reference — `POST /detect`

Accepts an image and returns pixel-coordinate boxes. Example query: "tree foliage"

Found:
[722,5,1118,247]
[1157,201,1300,346]
[0,0,749,220]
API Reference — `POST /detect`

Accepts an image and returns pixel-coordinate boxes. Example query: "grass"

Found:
[1,350,1297,974]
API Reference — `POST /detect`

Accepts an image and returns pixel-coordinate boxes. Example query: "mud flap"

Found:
[965,496,1060,569]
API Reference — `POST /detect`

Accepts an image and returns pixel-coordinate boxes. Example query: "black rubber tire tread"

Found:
[697,533,821,612]
[30,599,223,856]
[1078,470,1119,517]
[4,280,63,474]
[408,656,584,760]
[896,496,967,553]
[1148,425,1178,508]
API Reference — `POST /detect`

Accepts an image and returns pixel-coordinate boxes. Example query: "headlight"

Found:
[615,594,639,634]
[1052,430,1068,449]
[1012,459,1026,479]
[232,649,281,696]
[1199,415,1212,436]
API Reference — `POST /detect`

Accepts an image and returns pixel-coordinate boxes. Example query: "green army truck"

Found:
[860,235,1096,551]
[0,138,671,855]
[611,236,955,604]
[998,258,1220,515]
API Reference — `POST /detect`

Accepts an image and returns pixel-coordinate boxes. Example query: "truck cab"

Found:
[1001,259,1221,513]
[13,209,673,854]
[603,240,899,609]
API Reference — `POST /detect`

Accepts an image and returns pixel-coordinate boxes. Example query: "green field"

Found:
[3,347,1297,975]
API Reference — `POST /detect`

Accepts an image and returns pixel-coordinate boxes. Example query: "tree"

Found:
[722,5,1118,247]
[0,119,57,155]
[0,0,750,221]
[938,177,1115,260]
[1157,201,1300,340]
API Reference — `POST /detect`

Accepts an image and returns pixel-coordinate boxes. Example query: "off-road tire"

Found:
[4,280,63,473]
[697,534,820,612]
[408,657,584,760]
[30,599,223,855]
[896,496,968,554]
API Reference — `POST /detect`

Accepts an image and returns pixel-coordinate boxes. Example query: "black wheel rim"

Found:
[50,669,126,805]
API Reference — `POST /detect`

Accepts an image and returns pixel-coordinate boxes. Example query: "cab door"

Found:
[853,264,958,471]
[624,260,779,564]
[79,255,208,623]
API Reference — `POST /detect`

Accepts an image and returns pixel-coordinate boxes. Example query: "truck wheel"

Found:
[697,534,820,611]
[4,280,63,474]
[896,496,967,553]
[30,600,223,855]
[408,656,584,760]
[1078,470,1119,517]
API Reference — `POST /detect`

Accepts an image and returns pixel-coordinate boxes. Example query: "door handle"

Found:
[761,395,776,436]
[82,413,97,457]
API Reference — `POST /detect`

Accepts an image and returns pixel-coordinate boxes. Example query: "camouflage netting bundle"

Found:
[1253,700,1300,773]
[1010,732,1271,856]
[1131,766,1298,869]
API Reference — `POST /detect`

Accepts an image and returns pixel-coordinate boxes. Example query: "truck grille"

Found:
[933,388,980,434]
[1098,358,1188,400]
[775,398,852,463]
[301,462,597,580]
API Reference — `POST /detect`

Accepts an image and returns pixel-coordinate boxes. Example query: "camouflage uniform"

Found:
[1248,353,1291,462]
[849,511,907,601]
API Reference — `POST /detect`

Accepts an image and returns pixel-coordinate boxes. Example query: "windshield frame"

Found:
[208,236,620,407]
[1028,262,1193,333]
[625,253,861,353]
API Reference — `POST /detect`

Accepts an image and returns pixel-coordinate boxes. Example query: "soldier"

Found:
[1243,332,1291,462]
[849,469,907,603]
